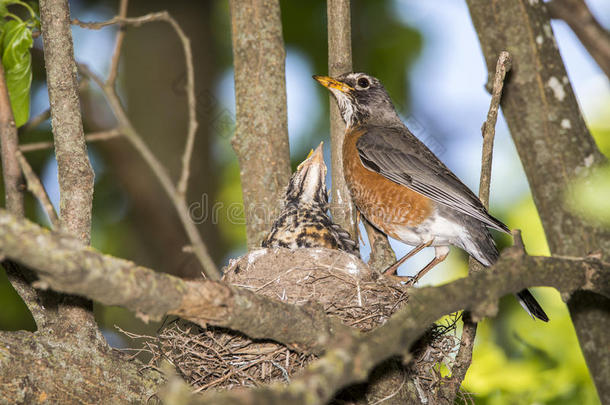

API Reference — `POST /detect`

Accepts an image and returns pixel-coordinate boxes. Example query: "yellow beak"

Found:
[298,142,324,170]
[313,75,354,93]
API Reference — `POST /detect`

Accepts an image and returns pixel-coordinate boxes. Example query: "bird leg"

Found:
[382,239,433,276]
[404,246,450,286]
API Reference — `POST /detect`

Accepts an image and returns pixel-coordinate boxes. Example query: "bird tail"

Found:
[461,225,549,322]
[516,289,549,322]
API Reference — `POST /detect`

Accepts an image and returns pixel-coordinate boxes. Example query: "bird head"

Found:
[284,142,329,209]
[313,73,400,128]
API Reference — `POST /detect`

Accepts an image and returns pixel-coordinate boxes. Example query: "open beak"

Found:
[298,142,325,171]
[313,75,353,93]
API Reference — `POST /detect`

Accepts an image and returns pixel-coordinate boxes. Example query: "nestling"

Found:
[262,143,359,256]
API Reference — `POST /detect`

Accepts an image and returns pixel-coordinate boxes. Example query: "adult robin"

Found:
[262,142,359,256]
[314,73,548,321]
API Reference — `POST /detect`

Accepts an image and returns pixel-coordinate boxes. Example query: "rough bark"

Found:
[1,208,608,404]
[327,0,356,237]
[0,63,24,216]
[0,330,163,404]
[327,0,395,271]
[39,0,102,340]
[547,0,610,79]
[229,0,291,249]
[466,0,610,401]
[171,244,608,405]
[0,56,48,329]
[0,209,358,355]
[40,0,95,243]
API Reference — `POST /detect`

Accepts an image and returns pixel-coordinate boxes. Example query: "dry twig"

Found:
[448,51,512,399]
[20,129,123,152]
[72,8,218,280]
[15,151,60,228]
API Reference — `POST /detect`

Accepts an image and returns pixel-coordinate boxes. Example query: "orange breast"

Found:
[342,127,433,239]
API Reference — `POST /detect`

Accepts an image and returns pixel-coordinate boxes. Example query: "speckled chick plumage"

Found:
[262,143,359,256]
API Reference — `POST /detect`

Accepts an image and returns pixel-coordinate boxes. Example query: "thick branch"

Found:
[0,208,608,404]
[40,0,94,243]
[0,209,354,355]
[547,0,610,79]
[185,250,609,405]
[327,0,357,239]
[39,0,100,338]
[229,0,291,249]
[467,1,610,400]
[0,330,163,403]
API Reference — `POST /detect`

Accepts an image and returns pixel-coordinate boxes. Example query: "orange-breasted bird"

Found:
[314,72,548,321]
[262,142,359,256]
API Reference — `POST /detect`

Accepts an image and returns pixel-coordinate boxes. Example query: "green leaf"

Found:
[1,18,33,127]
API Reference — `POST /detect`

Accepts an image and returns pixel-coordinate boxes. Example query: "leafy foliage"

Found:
[0,1,38,127]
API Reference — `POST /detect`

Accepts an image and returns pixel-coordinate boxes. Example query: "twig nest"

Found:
[141,248,409,391]
[222,248,407,331]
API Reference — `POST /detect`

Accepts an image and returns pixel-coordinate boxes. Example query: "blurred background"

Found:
[1,1,608,403]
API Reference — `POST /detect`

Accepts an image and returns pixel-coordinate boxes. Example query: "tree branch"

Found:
[73,9,201,200]
[19,129,123,152]
[0,57,48,329]
[179,247,608,405]
[449,51,512,397]
[0,209,355,355]
[467,0,610,401]
[40,0,95,243]
[0,208,607,403]
[229,0,292,249]
[39,0,100,338]
[0,330,163,403]
[15,151,60,228]
[106,0,128,86]
[547,0,610,79]
[327,0,357,239]
[72,10,219,280]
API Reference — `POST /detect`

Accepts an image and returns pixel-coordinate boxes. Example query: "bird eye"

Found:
[357,77,370,88]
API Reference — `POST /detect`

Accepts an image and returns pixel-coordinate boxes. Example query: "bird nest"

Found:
[125,248,459,398]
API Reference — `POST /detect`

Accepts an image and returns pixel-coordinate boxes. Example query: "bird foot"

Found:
[383,273,418,287]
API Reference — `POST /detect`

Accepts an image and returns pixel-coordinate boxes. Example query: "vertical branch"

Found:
[467,0,610,401]
[40,0,95,243]
[0,66,24,216]
[447,51,512,397]
[229,0,291,249]
[327,0,395,269]
[106,0,128,86]
[0,59,49,328]
[39,0,100,337]
[327,0,356,239]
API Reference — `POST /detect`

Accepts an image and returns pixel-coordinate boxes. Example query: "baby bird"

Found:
[262,143,359,256]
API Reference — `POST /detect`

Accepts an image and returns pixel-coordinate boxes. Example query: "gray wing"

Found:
[356,126,510,233]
